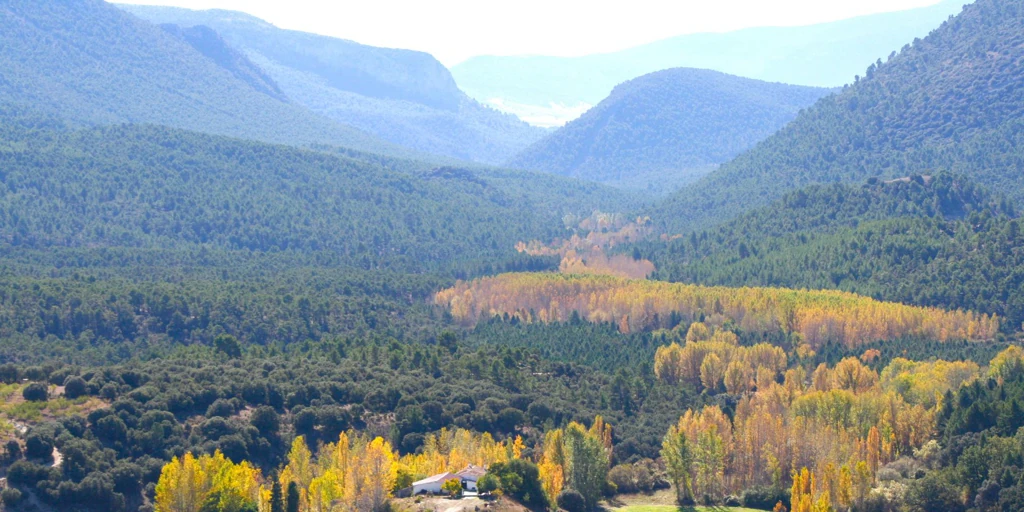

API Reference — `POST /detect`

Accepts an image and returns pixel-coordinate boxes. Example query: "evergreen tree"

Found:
[270,481,284,512]
[286,482,299,512]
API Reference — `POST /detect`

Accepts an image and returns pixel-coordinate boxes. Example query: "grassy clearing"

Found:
[605,490,764,512]
[0,381,103,425]
[0,383,21,402]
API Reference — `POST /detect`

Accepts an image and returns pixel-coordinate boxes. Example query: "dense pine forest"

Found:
[655,0,1024,231]
[1,0,1024,512]
[634,175,1024,333]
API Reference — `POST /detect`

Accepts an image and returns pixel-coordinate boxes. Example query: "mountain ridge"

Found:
[120,4,547,164]
[452,0,967,126]
[507,67,832,191]
[0,0,431,159]
[653,0,1024,231]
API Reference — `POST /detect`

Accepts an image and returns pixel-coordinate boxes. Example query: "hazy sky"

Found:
[118,0,947,66]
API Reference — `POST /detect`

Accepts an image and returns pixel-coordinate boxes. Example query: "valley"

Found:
[0,1,1021,512]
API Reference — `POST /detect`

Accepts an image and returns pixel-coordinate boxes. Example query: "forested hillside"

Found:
[158,23,287,102]
[655,0,1024,230]
[637,175,1024,334]
[0,105,638,366]
[0,118,631,271]
[508,68,830,191]
[120,5,546,164]
[0,0,428,159]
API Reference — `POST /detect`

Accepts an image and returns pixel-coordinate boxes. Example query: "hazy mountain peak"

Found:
[508,67,832,192]
[121,3,546,163]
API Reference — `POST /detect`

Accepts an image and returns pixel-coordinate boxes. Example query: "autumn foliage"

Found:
[659,352,985,510]
[516,212,657,279]
[154,451,263,512]
[536,416,613,509]
[436,273,997,347]
[154,429,523,512]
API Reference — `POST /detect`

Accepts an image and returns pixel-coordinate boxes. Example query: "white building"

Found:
[455,464,487,492]
[411,471,457,495]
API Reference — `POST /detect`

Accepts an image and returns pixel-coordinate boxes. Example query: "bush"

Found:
[99,382,119,400]
[25,433,54,460]
[111,461,144,495]
[556,489,587,512]
[206,399,235,419]
[63,375,88,399]
[394,468,414,493]
[906,468,967,512]
[487,459,548,509]
[0,364,17,384]
[250,406,280,436]
[442,478,463,498]
[608,461,656,495]
[4,439,22,462]
[608,464,636,493]
[1,488,22,506]
[741,485,788,510]
[7,460,53,486]
[22,382,48,402]
[477,473,499,494]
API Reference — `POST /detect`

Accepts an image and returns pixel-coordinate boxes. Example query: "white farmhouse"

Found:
[455,464,487,491]
[411,471,457,495]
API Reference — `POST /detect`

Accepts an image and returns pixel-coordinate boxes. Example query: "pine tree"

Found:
[270,481,284,512]
[286,482,299,512]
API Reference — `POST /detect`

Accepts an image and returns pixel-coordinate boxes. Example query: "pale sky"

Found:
[118,0,946,66]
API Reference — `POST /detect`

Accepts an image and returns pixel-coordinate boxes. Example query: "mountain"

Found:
[637,174,1024,333]
[158,23,287,102]
[120,5,547,164]
[0,108,638,275]
[451,0,966,126]
[654,0,1024,231]
[506,68,831,192]
[0,0,441,159]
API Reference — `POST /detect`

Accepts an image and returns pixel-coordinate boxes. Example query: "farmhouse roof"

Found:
[456,464,487,479]
[413,472,457,486]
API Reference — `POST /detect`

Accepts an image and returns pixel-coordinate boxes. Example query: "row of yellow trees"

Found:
[154,429,524,512]
[436,273,997,347]
[658,349,992,510]
[154,417,626,512]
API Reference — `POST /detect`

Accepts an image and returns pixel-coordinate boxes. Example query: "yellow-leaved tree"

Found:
[154,451,262,512]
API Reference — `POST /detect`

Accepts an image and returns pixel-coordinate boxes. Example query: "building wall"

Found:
[412,482,444,495]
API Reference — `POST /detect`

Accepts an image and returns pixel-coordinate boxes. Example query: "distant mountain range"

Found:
[0,0,438,159]
[451,0,968,126]
[120,5,546,164]
[653,0,1024,231]
[507,68,832,192]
